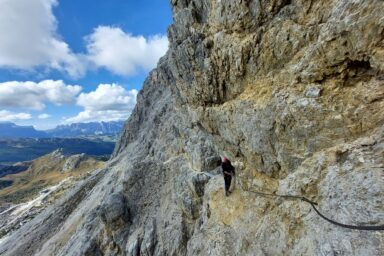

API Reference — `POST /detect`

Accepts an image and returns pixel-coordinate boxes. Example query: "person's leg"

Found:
[224,176,228,196]
[229,174,235,192]
[224,175,232,196]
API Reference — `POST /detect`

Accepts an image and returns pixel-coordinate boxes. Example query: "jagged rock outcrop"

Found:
[1,0,383,255]
[62,154,88,172]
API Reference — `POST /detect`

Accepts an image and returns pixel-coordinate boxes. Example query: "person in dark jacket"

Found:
[221,157,235,196]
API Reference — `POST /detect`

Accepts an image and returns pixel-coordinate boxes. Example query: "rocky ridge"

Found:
[1,0,384,255]
[0,149,105,238]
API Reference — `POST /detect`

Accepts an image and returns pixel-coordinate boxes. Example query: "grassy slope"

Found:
[0,153,105,204]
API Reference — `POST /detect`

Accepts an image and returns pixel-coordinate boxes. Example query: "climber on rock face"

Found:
[221,156,235,197]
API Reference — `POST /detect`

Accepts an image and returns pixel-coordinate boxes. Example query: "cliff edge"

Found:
[1,0,383,255]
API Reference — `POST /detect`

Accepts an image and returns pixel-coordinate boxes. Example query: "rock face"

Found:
[62,154,87,172]
[1,0,384,255]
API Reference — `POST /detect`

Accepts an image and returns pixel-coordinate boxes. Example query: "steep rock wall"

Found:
[1,0,384,255]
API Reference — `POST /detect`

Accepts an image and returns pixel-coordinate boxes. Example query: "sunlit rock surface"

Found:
[1,0,383,255]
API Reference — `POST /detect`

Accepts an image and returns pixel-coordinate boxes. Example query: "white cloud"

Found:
[0,1,168,78]
[65,110,132,124]
[0,0,85,77]
[66,84,138,123]
[0,110,31,122]
[86,26,168,76]
[0,80,82,110]
[38,113,51,119]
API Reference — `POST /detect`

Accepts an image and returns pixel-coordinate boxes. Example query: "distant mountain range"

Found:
[0,121,125,138]
[46,121,125,137]
[0,122,47,138]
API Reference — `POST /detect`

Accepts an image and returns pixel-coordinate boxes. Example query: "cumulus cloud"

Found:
[86,26,168,76]
[38,113,51,119]
[0,1,168,78]
[0,0,85,77]
[0,110,31,122]
[0,80,82,110]
[66,84,138,123]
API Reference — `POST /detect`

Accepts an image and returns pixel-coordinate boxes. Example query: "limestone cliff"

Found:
[1,0,384,255]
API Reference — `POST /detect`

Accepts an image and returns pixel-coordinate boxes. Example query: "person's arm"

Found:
[228,164,235,175]
[222,162,233,176]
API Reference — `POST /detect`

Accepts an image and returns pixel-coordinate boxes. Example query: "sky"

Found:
[0,0,172,129]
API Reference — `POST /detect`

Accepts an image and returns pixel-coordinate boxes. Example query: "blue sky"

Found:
[0,0,172,129]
